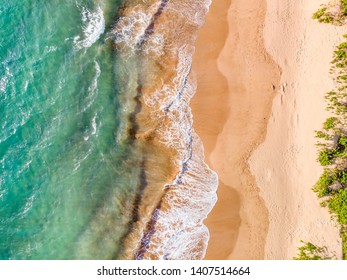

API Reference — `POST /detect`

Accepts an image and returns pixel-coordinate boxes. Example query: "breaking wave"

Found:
[73,5,105,50]
[110,0,217,260]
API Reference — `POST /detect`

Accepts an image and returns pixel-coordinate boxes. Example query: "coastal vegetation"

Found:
[293,241,332,260]
[312,2,347,259]
[313,0,347,25]
[313,7,334,24]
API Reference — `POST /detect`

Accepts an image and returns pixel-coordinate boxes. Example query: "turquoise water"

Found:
[0,0,218,260]
[0,0,144,259]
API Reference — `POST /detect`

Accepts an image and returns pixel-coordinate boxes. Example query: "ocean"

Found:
[0,0,217,260]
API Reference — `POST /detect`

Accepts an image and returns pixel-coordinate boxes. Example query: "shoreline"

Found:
[112,0,219,259]
[192,0,280,259]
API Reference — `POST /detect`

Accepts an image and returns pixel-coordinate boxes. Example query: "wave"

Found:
[0,66,12,94]
[0,108,31,145]
[81,61,101,113]
[73,147,93,171]
[73,5,105,50]
[0,75,8,93]
[18,193,36,218]
[110,0,217,259]
[107,2,165,56]
[0,175,4,199]
[43,46,57,55]
[139,74,218,260]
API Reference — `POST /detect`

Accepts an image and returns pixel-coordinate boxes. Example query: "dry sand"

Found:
[192,0,345,259]
[250,0,344,259]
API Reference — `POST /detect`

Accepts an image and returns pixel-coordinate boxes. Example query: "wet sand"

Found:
[191,0,280,259]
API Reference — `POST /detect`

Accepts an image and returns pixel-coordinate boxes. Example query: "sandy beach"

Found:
[192,0,345,259]
[192,0,280,259]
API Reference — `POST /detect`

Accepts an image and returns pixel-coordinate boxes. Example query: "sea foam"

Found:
[74,5,105,50]
[81,61,101,113]
[106,1,168,56]
[112,0,217,260]
[141,51,217,260]
[0,66,12,93]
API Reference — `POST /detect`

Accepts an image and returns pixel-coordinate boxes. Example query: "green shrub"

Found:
[339,136,347,147]
[342,227,347,259]
[317,147,344,166]
[333,42,347,64]
[313,7,327,19]
[320,200,328,207]
[342,0,347,16]
[313,168,347,196]
[315,130,329,140]
[328,189,347,224]
[337,41,347,50]
[338,152,347,158]
[326,91,337,96]
[314,169,333,197]
[340,170,347,183]
[293,241,331,260]
[312,7,334,23]
[336,105,347,114]
[338,75,347,80]
[318,148,334,165]
[323,117,338,130]
[335,50,347,60]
